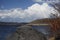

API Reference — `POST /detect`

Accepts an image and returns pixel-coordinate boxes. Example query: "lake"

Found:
[0,25,51,40]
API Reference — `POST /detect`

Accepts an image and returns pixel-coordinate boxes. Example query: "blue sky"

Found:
[0,0,36,9]
[0,0,60,10]
[0,0,59,22]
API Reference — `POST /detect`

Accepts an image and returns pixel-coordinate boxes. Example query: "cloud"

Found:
[32,0,42,2]
[0,8,26,18]
[32,0,60,3]
[25,3,58,18]
[0,3,58,22]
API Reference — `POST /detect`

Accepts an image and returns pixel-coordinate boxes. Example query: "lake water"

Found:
[0,25,51,40]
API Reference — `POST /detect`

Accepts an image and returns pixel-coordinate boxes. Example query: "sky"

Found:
[0,0,35,9]
[0,0,60,22]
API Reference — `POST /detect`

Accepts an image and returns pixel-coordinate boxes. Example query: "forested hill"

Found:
[0,22,28,26]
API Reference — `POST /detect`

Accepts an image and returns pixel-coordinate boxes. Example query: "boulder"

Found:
[6,25,47,40]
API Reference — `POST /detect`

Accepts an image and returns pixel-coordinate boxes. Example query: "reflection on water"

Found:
[0,25,51,40]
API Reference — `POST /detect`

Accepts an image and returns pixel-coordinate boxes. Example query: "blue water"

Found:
[0,25,51,40]
[32,25,51,39]
[0,25,18,40]
[32,25,51,35]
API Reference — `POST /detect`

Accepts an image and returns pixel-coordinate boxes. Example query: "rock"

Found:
[6,25,47,40]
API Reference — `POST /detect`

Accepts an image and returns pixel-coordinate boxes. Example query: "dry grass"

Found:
[48,37,55,40]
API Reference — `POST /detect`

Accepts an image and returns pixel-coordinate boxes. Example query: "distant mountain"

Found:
[0,22,28,26]
[0,17,26,22]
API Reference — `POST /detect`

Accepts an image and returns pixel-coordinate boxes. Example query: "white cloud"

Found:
[25,3,57,18]
[32,0,60,3]
[0,8,26,18]
[0,3,58,22]
[32,0,42,2]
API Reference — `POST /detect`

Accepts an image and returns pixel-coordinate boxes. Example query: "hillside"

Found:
[0,18,60,26]
[30,18,60,24]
